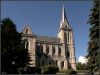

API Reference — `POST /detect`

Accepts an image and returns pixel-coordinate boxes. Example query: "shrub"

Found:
[77,70,88,73]
[58,69,68,73]
[27,67,41,74]
[69,70,77,74]
[85,70,94,74]
[18,66,41,74]
[42,65,59,74]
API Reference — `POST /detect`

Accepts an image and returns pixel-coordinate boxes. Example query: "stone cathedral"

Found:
[21,4,76,70]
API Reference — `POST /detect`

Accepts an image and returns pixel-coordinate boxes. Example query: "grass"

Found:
[57,69,90,74]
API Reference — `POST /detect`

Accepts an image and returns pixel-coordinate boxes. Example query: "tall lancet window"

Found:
[46,46,49,55]
[52,46,55,55]
[25,41,29,50]
[67,51,70,57]
[58,47,61,56]
[70,33,71,44]
[67,33,69,43]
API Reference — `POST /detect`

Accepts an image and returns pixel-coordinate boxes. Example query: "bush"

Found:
[69,70,77,74]
[76,62,88,70]
[58,69,68,73]
[42,65,59,74]
[18,66,41,74]
[77,70,88,73]
[27,67,41,74]
[85,70,94,74]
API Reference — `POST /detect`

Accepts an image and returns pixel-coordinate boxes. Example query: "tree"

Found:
[76,62,88,70]
[1,18,30,74]
[86,0,99,73]
[1,17,21,73]
[42,65,59,74]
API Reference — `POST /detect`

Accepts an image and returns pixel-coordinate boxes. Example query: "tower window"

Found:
[70,33,71,43]
[67,51,70,57]
[46,46,49,55]
[58,47,61,56]
[52,46,55,55]
[68,33,69,43]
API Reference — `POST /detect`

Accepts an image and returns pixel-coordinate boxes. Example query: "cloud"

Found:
[78,56,88,64]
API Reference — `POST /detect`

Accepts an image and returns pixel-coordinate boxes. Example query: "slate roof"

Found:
[36,35,60,43]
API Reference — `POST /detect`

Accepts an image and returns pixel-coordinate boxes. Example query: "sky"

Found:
[1,1,93,62]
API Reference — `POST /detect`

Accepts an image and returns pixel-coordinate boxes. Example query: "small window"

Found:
[61,61,64,69]
[46,46,49,55]
[26,29,28,34]
[58,47,61,56]
[42,60,44,65]
[49,61,51,64]
[52,46,55,55]
[25,41,28,50]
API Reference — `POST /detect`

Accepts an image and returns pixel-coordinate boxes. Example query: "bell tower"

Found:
[57,3,76,70]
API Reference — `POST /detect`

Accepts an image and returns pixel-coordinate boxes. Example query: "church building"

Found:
[21,4,76,70]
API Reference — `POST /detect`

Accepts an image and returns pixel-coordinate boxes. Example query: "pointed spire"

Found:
[60,2,70,28]
[61,2,66,23]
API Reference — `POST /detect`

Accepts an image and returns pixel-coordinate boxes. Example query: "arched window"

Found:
[40,45,43,53]
[67,51,70,57]
[58,47,61,56]
[61,61,64,69]
[70,33,71,43]
[67,33,69,43]
[52,46,55,55]
[46,46,49,55]
[25,40,29,50]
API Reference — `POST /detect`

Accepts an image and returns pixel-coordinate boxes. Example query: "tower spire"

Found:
[62,2,65,23]
[60,2,70,28]
[61,2,67,23]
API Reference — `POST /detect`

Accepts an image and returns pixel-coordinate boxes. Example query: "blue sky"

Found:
[1,1,93,62]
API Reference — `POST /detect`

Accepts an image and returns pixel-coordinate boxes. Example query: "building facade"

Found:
[21,4,76,70]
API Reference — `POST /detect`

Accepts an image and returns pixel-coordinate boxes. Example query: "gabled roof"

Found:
[37,35,60,43]
[21,24,33,34]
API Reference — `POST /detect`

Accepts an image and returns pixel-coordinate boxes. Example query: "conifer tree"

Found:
[1,18,30,74]
[86,0,99,73]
